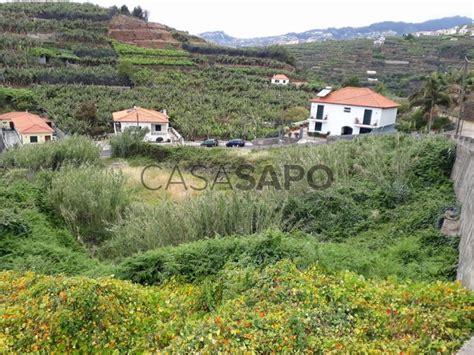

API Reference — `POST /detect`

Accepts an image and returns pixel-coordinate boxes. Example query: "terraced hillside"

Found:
[0,2,308,139]
[290,36,473,96]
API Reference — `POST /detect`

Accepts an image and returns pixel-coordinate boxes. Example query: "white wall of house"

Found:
[0,120,11,129]
[271,78,289,85]
[20,133,52,144]
[115,121,170,142]
[308,103,397,136]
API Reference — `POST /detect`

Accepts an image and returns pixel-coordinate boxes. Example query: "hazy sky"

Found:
[93,0,471,37]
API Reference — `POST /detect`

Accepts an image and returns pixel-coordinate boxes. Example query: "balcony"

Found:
[354,118,378,128]
[310,115,328,122]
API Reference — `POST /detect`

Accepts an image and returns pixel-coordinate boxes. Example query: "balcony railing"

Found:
[354,118,378,127]
[311,115,328,122]
[150,131,168,136]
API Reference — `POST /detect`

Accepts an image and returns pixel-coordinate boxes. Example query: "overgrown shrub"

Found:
[0,136,100,170]
[46,165,129,245]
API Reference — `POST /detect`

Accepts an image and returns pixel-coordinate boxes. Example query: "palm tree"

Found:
[409,72,452,131]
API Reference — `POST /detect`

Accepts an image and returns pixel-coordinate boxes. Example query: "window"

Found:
[30,136,38,143]
[275,80,279,83]
[45,135,51,141]
[315,122,322,131]
[344,107,351,113]
[316,105,325,120]
[155,124,162,131]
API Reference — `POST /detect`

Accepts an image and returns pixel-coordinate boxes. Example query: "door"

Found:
[314,122,322,131]
[363,109,373,125]
[341,126,353,135]
[316,105,325,120]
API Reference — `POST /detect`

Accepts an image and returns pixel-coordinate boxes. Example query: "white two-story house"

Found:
[113,107,171,142]
[308,87,399,136]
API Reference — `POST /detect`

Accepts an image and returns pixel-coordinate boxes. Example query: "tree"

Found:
[343,76,361,87]
[73,102,104,136]
[132,6,147,20]
[119,5,130,15]
[409,72,451,131]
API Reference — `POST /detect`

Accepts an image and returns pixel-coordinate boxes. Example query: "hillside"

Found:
[0,2,308,138]
[200,16,472,47]
[108,14,206,48]
[289,36,473,96]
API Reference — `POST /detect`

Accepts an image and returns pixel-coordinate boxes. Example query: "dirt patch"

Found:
[108,15,205,49]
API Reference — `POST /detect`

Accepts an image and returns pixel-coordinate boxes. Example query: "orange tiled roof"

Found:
[310,87,399,109]
[112,107,169,123]
[0,112,54,134]
[272,74,289,80]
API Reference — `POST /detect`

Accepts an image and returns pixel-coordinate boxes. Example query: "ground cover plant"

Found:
[1,261,472,352]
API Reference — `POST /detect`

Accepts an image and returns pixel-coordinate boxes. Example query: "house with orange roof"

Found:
[271,74,289,85]
[0,111,54,144]
[112,106,172,142]
[308,87,399,136]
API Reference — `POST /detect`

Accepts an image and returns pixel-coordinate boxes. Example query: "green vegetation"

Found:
[0,133,472,352]
[2,261,472,352]
[112,41,189,57]
[0,2,472,351]
[288,36,473,96]
[0,2,308,139]
[0,136,100,171]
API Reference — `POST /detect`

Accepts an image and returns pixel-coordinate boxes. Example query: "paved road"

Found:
[459,120,474,138]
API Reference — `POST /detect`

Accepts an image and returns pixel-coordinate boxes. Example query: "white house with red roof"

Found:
[271,74,289,85]
[113,106,174,143]
[0,111,54,145]
[308,87,399,136]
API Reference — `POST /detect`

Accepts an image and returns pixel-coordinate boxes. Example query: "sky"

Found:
[90,0,472,37]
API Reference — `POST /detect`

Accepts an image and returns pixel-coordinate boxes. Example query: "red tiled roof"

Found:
[310,87,399,109]
[272,74,289,80]
[0,112,54,134]
[112,107,169,123]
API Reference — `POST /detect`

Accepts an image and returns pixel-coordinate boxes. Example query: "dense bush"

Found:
[46,165,129,245]
[0,174,103,275]
[0,136,100,170]
[1,261,472,352]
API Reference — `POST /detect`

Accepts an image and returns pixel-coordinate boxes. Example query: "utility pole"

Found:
[456,56,471,136]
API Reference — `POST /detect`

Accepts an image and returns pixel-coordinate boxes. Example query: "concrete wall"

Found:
[451,136,474,289]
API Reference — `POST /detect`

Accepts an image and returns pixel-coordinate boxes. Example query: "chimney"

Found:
[162,109,167,116]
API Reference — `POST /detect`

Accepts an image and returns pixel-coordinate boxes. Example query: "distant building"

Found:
[0,111,54,144]
[307,87,399,136]
[113,106,181,143]
[271,74,289,85]
[373,36,385,47]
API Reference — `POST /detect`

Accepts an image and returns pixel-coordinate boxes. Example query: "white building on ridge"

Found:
[307,87,399,136]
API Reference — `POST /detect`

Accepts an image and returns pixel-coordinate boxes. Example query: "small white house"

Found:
[308,87,399,136]
[271,74,289,85]
[0,111,54,144]
[113,107,171,142]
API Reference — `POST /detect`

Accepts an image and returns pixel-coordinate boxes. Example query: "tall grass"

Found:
[46,165,129,246]
[0,135,100,170]
[98,190,284,260]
